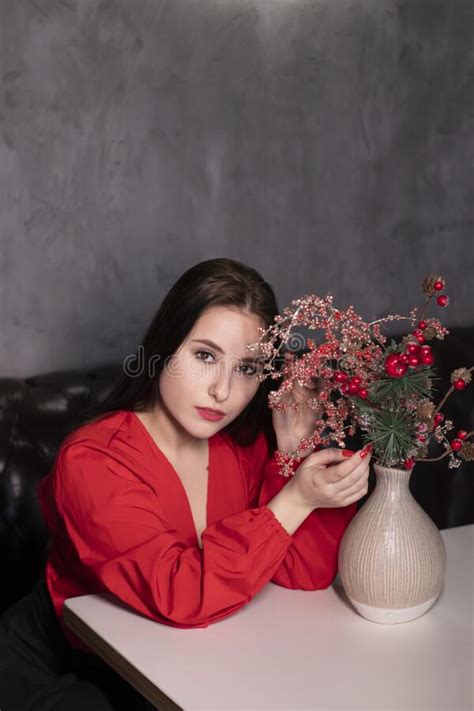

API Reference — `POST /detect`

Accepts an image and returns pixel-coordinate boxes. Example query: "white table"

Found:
[63,524,474,711]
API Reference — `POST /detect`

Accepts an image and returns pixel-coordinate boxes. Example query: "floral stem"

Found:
[434,386,455,415]
[368,315,413,327]
[434,366,474,414]
[416,451,451,463]
[417,296,432,324]
[417,431,473,462]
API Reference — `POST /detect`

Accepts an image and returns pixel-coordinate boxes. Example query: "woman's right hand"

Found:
[285,446,372,511]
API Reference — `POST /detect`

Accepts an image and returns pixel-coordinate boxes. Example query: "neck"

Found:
[138,403,207,457]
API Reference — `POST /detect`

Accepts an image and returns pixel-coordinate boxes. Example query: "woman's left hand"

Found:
[272,354,322,456]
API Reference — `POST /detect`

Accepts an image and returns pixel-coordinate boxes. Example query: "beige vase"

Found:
[337,463,447,624]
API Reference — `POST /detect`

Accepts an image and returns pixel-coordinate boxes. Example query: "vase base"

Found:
[348,595,438,624]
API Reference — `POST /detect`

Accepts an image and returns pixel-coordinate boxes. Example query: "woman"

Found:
[0,258,371,710]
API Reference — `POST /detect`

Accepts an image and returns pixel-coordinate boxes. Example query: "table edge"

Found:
[63,603,183,711]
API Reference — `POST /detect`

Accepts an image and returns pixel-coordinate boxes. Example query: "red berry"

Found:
[403,458,414,469]
[351,376,362,387]
[392,362,408,378]
[348,381,360,394]
[450,439,463,452]
[420,353,435,366]
[453,378,466,390]
[357,387,368,399]
[334,371,348,383]
[413,330,425,343]
[433,413,444,425]
[398,353,409,364]
[437,294,449,307]
[418,320,427,330]
[457,430,467,440]
[385,355,405,377]
[406,343,420,356]
[434,280,444,291]
[419,345,432,355]
[408,355,420,367]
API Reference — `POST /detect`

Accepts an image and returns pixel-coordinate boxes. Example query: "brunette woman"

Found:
[0,258,370,710]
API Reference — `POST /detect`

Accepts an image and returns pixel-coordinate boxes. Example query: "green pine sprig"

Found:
[352,359,439,467]
[361,407,418,468]
[369,366,437,404]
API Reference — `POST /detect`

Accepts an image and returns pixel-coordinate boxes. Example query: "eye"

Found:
[195,350,216,363]
[237,364,258,377]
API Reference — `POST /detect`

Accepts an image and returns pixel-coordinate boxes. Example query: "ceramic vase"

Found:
[337,463,447,623]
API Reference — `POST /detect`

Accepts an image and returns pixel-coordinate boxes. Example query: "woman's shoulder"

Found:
[60,409,130,452]
[53,410,154,489]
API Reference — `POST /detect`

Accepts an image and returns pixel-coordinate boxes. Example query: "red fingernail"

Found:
[342,449,355,457]
[360,444,373,459]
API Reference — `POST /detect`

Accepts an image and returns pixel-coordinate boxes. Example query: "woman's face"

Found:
[157,305,266,439]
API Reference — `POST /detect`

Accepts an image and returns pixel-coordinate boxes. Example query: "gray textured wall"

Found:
[1,0,473,377]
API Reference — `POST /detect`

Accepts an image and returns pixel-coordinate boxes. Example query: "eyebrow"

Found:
[191,338,263,364]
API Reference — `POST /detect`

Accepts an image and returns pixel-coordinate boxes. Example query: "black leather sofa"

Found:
[1,329,473,614]
[0,365,119,613]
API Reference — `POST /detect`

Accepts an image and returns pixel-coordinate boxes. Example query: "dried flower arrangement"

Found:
[248,275,473,477]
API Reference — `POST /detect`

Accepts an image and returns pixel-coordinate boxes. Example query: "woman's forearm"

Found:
[275,434,314,458]
[266,483,314,536]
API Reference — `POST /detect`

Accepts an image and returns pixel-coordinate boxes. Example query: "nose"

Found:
[208,359,231,403]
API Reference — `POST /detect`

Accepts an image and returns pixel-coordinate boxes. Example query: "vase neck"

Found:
[373,464,413,498]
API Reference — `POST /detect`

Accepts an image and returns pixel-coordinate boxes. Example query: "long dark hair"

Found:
[70,258,282,450]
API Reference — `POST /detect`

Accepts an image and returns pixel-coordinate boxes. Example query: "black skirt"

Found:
[0,572,158,710]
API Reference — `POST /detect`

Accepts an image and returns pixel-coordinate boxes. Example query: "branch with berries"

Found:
[247,274,473,476]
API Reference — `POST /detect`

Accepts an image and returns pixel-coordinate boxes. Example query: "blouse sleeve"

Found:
[53,441,293,628]
[243,431,357,590]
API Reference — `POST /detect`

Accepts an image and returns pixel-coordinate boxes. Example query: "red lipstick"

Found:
[195,407,225,422]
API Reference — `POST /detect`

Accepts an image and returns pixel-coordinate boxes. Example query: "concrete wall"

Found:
[1,0,472,376]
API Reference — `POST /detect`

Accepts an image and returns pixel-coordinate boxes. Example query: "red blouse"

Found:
[37,410,356,649]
